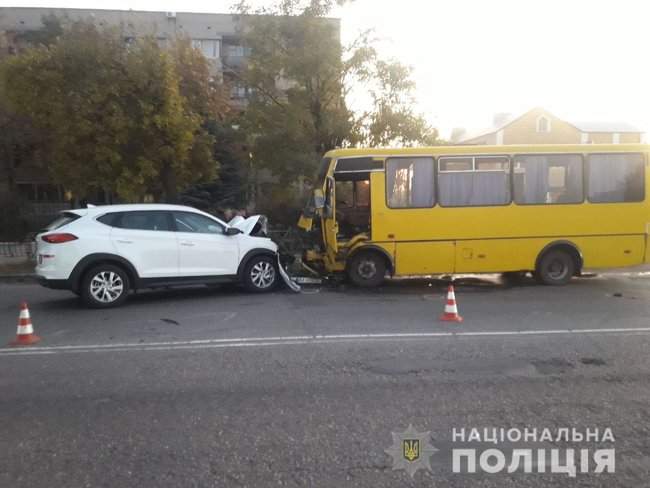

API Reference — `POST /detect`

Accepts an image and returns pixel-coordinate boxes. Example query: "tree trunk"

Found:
[160,162,179,203]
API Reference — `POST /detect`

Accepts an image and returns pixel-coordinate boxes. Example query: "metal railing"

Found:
[0,241,36,259]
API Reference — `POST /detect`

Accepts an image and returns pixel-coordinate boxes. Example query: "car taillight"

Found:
[42,233,78,244]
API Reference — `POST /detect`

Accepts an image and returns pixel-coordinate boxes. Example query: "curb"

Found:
[0,274,37,282]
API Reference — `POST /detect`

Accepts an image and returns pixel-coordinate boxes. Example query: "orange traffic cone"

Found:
[9,302,41,346]
[440,281,463,322]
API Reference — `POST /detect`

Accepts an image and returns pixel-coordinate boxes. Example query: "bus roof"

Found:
[325,143,650,159]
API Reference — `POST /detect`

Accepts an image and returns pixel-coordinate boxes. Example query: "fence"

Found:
[0,241,36,259]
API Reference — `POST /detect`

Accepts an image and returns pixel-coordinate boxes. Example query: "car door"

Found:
[109,211,179,278]
[172,211,239,276]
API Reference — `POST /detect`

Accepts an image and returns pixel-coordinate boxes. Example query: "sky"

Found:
[2,0,650,139]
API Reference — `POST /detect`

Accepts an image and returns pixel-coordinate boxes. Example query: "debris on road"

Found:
[277,255,301,292]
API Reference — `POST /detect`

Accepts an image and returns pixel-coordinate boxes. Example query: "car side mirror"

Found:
[225,227,242,236]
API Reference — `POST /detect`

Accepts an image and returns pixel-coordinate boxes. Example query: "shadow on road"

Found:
[15,271,613,312]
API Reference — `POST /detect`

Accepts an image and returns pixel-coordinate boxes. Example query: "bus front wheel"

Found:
[348,251,386,288]
[534,249,575,286]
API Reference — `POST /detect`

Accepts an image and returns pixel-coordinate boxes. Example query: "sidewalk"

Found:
[0,256,36,280]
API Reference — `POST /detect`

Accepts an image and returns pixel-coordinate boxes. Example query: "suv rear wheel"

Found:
[81,264,130,308]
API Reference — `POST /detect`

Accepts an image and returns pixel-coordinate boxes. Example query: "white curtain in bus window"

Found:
[513,154,583,204]
[386,157,434,208]
[587,153,644,203]
[438,156,510,206]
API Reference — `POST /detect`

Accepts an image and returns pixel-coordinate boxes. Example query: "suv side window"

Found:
[97,212,120,227]
[113,211,173,231]
[172,212,224,234]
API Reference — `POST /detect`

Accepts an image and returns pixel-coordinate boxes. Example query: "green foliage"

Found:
[170,38,230,120]
[236,1,354,184]
[0,21,226,202]
[235,0,438,186]
[362,60,440,147]
[180,121,249,212]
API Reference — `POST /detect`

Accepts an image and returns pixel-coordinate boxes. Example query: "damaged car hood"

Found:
[229,215,268,236]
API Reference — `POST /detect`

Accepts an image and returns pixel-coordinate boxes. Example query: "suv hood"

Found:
[229,215,267,236]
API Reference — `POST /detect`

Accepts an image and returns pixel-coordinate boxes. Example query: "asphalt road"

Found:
[1,272,650,487]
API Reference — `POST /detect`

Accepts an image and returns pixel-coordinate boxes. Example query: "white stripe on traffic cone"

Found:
[440,281,463,323]
[9,302,41,346]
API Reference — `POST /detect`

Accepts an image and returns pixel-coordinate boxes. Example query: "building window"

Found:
[191,39,220,59]
[587,153,644,203]
[513,154,583,205]
[536,116,551,133]
[612,133,620,144]
[225,45,248,57]
[386,157,435,208]
[438,156,510,207]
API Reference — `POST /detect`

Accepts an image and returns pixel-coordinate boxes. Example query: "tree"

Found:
[119,36,211,202]
[361,60,439,147]
[234,0,438,186]
[0,21,226,202]
[234,0,353,184]
[180,120,249,214]
[0,86,46,239]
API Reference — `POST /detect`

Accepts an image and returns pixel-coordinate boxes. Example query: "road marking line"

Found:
[2,327,650,356]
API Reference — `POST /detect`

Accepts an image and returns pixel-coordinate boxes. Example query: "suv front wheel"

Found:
[81,264,130,308]
[243,255,278,292]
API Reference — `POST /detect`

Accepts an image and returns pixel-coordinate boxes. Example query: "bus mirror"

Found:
[323,176,335,219]
[313,189,325,209]
[302,190,324,220]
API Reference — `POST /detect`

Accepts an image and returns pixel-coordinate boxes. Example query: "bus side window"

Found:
[386,157,435,208]
[513,154,583,205]
[438,156,510,207]
[587,153,644,203]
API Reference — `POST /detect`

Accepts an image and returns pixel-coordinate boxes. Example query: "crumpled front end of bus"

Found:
[297,189,325,232]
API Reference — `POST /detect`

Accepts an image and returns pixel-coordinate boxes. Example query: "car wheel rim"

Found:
[251,261,275,289]
[548,259,568,280]
[90,271,124,303]
[357,259,377,280]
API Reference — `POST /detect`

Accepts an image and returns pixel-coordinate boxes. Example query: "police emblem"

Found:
[403,439,420,462]
[385,424,438,477]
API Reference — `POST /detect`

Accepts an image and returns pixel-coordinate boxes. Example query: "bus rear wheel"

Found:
[348,251,386,288]
[535,249,575,286]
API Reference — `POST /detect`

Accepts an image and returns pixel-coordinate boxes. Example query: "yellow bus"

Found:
[297,144,650,286]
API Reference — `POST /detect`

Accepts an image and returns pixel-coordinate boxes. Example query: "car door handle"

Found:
[116,239,133,244]
[180,241,195,247]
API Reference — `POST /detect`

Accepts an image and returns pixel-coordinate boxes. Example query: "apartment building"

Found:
[0,7,340,224]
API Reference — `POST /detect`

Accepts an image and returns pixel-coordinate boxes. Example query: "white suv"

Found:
[35,204,280,308]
